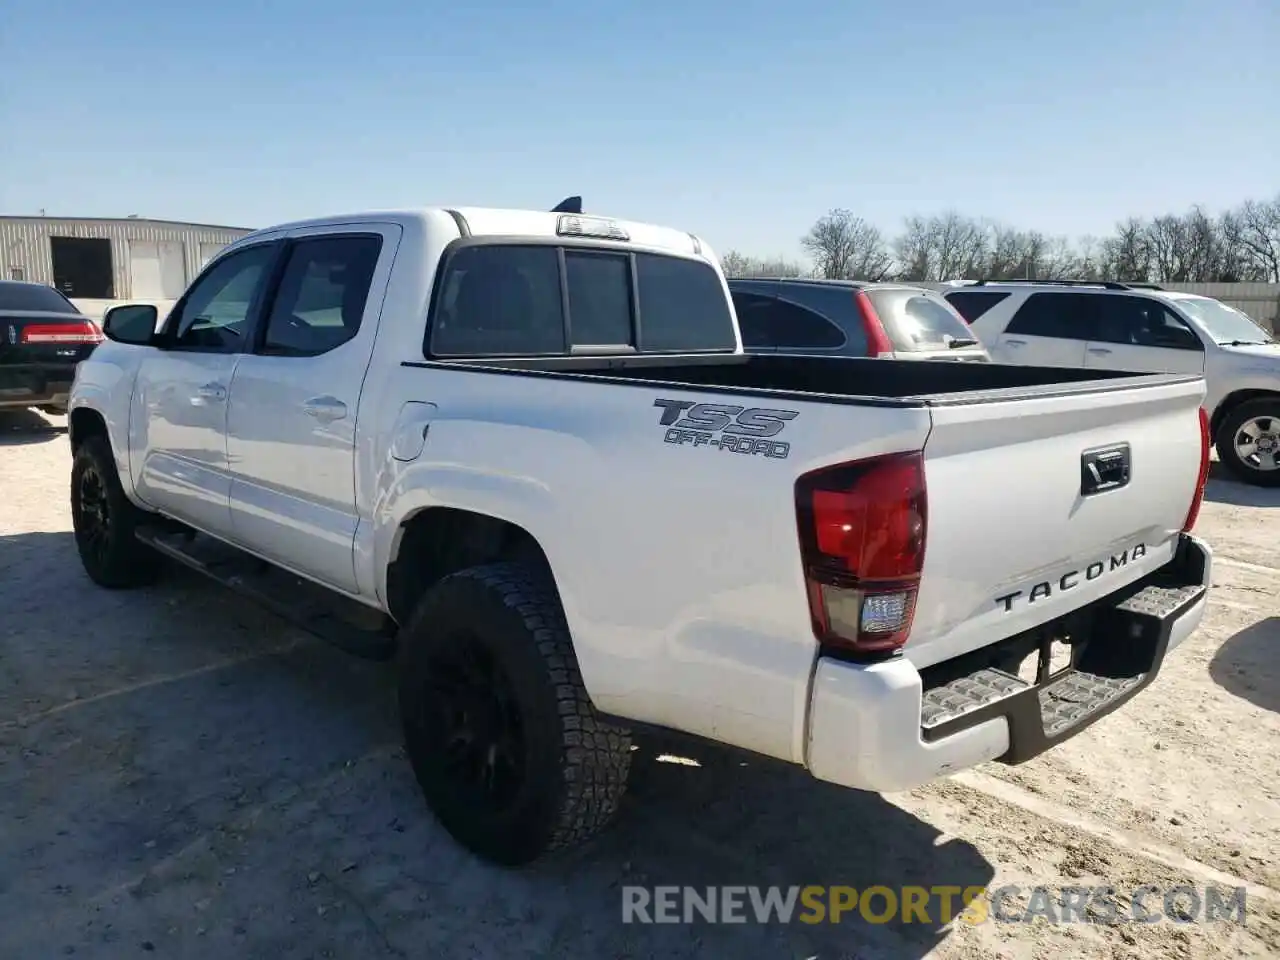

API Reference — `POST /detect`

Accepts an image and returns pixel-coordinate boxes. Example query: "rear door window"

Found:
[944,290,1010,323]
[864,289,977,352]
[261,234,382,356]
[1005,293,1097,340]
[730,291,846,350]
[428,244,736,357]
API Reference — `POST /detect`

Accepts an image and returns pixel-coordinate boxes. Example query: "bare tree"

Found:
[719,250,806,279]
[894,215,936,280]
[1100,217,1153,282]
[733,194,1280,286]
[891,213,990,280]
[931,212,989,280]
[801,209,893,280]
[1234,196,1280,282]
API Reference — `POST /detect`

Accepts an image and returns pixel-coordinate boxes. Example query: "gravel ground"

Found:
[2,408,1278,960]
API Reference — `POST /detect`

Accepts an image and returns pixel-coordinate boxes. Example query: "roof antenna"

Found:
[551,196,583,214]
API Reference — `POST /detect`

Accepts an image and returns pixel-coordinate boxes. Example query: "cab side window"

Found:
[168,244,278,352]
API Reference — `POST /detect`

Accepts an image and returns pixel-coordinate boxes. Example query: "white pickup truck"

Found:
[69,203,1214,865]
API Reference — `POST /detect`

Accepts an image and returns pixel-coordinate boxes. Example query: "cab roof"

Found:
[237,206,707,259]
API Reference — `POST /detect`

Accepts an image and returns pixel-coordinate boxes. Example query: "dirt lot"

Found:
[2,408,1278,960]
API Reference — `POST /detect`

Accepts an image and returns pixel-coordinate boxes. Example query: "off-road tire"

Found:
[397,562,632,865]
[1215,398,1280,488]
[70,436,162,588]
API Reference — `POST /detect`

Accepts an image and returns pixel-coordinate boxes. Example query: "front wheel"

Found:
[397,562,632,865]
[70,436,162,588]
[1215,399,1280,488]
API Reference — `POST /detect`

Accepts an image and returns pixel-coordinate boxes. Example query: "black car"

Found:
[0,281,103,415]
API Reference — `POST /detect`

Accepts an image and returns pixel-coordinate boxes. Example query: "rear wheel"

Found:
[70,436,161,588]
[397,562,632,865]
[1215,399,1280,487]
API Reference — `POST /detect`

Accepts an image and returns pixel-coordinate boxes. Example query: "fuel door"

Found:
[390,401,438,462]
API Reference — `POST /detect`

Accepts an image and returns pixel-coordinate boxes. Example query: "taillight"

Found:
[853,290,894,357]
[20,320,104,345]
[795,451,927,657]
[1183,406,1211,532]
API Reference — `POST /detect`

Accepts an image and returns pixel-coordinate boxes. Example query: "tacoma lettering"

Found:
[995,544,1148,613]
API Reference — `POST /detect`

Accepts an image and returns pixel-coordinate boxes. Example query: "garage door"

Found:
[128,240,186,299]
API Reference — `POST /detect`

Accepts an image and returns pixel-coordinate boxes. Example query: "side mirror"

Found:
[102,304,159,345]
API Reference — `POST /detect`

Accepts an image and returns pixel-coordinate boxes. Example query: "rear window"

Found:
[945,290,1010,323]
[428,243,735,357]
[864,289,976,351]
[0,281,81,314]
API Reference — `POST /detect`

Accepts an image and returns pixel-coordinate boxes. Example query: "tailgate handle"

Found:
[1081,444,1131,496]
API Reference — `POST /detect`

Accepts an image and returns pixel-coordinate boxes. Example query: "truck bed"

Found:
[409,352,1198,405]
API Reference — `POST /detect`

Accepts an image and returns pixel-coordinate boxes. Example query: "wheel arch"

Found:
[1210,389,1280,441]
[383,506,558,627]
[68,406,109,454]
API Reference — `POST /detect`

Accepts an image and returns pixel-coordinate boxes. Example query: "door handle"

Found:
[1087,346,1113,356]
[195,382,227,402]
[1004,339,1027,347]
[302,396,348,423]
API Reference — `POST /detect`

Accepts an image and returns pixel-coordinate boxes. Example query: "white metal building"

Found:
[0,215,253,302]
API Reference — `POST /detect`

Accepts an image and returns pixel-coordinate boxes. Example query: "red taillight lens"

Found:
[796,452,927,656]
[853,290,894,358]
[1183,406,1211,532]
[20,320,103,345]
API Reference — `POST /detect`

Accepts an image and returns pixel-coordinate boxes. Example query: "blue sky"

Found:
[2,0,1277,260]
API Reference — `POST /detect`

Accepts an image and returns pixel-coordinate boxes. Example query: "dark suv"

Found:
[727,278,990,361]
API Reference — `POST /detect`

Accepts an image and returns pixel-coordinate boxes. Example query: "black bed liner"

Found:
[402,352,1202,409]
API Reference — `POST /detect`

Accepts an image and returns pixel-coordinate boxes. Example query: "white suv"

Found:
[944,280,1280,487]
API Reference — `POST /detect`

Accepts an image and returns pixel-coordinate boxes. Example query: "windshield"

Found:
[1175,298,1274,345]
[0,281,81,314]
[865,288,981,352]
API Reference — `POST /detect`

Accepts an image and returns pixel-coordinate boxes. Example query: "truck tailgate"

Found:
[908,375,1206,669]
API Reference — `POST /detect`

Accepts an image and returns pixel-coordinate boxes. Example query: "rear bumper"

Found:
[0,362,80,409]
[805,533,1211,793]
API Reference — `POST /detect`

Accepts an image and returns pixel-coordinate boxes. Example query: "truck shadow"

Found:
[591,730,995,957]
[0,530,990,960]
[1208,616,1280,714]
[0,409,66,446]
[1204,461,1280,508]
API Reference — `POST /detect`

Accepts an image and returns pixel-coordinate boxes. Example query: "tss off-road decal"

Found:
[653,399,798,459]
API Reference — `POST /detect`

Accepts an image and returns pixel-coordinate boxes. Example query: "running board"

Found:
[135,527,396,661]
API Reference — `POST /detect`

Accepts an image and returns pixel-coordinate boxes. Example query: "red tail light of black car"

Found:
[796,451,927,657]
[19,320,104,345]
